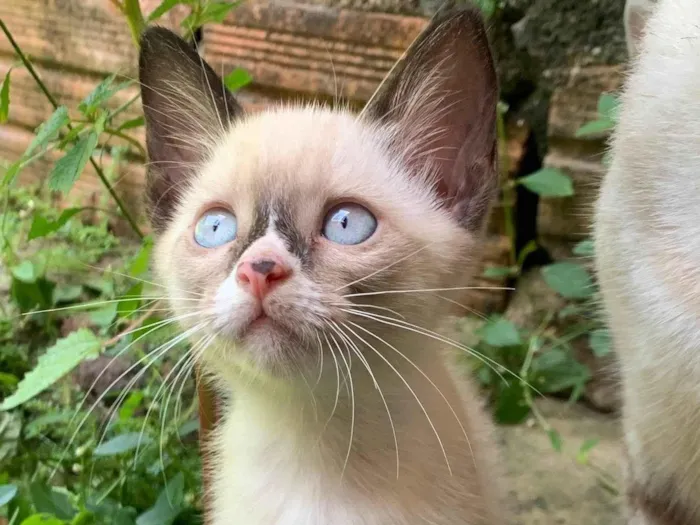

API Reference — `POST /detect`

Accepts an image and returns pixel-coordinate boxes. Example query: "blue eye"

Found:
[194,208,237,248]
[322,203,377,245]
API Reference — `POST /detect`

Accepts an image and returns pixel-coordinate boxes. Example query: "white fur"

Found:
[595,0,700,520]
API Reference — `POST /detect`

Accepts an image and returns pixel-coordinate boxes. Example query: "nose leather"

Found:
[236,256,291,300]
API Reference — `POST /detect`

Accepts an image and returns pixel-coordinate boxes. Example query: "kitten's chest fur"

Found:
[209,352,500,525]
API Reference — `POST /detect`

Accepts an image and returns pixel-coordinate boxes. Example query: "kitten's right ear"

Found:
[624,0,657,58]
[139,27,244,233]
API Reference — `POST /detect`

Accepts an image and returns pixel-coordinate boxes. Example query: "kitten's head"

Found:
[139,4,498,381]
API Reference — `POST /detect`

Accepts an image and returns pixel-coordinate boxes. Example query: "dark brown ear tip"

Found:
[430,1,488,29]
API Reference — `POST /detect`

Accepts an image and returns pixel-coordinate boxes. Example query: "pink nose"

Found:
[236,256,292,300]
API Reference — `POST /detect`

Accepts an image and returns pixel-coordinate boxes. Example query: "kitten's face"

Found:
[154,108,474,374]
[139,7,498,380]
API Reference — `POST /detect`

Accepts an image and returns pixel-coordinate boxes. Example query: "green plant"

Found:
[0,2,251,523]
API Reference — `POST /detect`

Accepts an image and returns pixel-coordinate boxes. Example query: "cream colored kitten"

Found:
[139,4,502,524]
[596,0,700,523]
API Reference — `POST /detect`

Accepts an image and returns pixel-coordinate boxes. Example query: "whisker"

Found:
[330,322,400,479]
[334,331,355,481]
[330,303,406,320]
[342,308,511,386]
[340,321,452,475]
[335,243,435,293]
[344,319,475,471]
[343,285,513,298]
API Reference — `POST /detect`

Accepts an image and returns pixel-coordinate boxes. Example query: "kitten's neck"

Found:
[217,337,471,481]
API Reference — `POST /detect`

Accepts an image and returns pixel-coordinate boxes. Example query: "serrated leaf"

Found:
[518,168,574,197]
[0,329,101,410]
[0,68,11,123]
[0,484,17,506]
[79,76,131,116]
[573,239,595,257]
[224,68,252,92]
[589,329,612,357]
[547,429,563,452]
[147,0,183,22]
[575,119,614,138]
[541,262,594,299]
[577,438,599,464]
[481,317,522,347]
[136,472,184,525]
[48,130,99,193]
[94,432,151,456]
[26,106,70,157]
[24,412,73,439]
[598,93,620,122]
[117,116,145,131]
[28,208,82,240]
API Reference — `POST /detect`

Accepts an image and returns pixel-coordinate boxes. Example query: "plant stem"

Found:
[496,107,517,268]
[0,20,145,239]
[123,0,146,46]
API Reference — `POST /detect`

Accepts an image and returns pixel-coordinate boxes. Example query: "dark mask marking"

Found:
[273,201,311,267]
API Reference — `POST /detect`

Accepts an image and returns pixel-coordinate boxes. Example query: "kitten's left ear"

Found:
[139,27,244,232]
[364,2,498,231]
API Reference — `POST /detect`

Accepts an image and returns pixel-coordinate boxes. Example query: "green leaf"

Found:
[494,380,530,424]
[94,432,152,456]
[224,68,253,92]
[24,412,73,439]
[26,106,70,157]
[516,240,539,268]
[480,317,522,347]
[575,119,614,138]
[117,283,143,318]
[2,160,22,186]
[89,304,118,328]
[598,93,620,122]
[0,68,11,123]
[178,419,199,438]
[48,130,99,193]
[589,329,612,357]
[576,438,599,464]
[136,473,184,525]
[518,168,574,197]
[20,515,65,525]
[30,483,75,521]
[0,413,21,462]
[547,429,563,452]
[10,275,55,312]
[573,239,595,257]
[129,238,153,276]
[147,0,183,22]
[117,116,145,131]
[53,285,83,304]
[118,392,144,421]
[0,484,18,506]
[79,76,131,116]
[0,329,101,410]
[482,266,514,279]
[198,1,239,24]
[541,262,594,299]
[28,208,82,240]
[473,0,497,18]
[12,260,37,283]
[531,348,591,394]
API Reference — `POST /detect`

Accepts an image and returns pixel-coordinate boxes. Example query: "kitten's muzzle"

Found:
[236,255,292,301]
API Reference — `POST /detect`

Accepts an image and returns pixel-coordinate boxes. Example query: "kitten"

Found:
[139,3,503,524]
[595,0,700,523]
